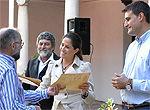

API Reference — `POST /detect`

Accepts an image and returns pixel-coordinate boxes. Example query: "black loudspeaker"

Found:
[67,18,90,55]
[121,0,132,6]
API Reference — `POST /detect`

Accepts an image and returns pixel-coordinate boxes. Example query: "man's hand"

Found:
[47,84,65,96]
[19,79,22,83]
[111,73,128,90]
[34,105,41,110]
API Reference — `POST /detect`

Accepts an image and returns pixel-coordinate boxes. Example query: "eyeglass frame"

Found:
[14,40,24,46]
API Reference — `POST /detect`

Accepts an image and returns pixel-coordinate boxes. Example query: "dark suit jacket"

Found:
[23,52,60,110]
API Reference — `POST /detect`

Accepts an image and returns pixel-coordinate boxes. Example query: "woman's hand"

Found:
[78,82,89,94]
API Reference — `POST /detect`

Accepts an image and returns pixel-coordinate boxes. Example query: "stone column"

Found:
[17,1,29,75]
[64,0,79,34]
[9,0,14,27]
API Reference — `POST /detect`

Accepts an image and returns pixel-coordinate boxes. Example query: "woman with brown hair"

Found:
[37,32,95,110]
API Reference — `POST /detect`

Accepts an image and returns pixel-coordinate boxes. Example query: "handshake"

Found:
[35,84,65,110]
[47,84,66,96]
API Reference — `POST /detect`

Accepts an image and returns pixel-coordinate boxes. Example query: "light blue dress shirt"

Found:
[121,30,150,104]
[0,53,49,110]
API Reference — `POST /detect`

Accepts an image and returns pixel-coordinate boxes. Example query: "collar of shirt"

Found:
[38,52,54,65]
[135,29,150,45]
[55,55,80,70]
[0,53,16,69]
[37,53,54,77]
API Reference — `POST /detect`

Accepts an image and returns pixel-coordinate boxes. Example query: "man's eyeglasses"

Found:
[15,41,24,46]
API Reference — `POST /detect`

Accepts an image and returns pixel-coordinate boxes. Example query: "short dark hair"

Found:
[0,28,19,51]
[122,1,150,23]
[63,32,83,60]
[36,31,55,47]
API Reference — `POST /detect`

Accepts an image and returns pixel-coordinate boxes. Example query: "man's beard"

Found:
[12,49,20,61]
[38,49,52,59]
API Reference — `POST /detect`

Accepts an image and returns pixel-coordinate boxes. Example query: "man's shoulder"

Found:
[29,57,38,61]
[0,59,14,73]
[28,57,39,64]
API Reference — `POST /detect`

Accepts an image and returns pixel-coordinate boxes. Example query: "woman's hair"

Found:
[63,32,83,60]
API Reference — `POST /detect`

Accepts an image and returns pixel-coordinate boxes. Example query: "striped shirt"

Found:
[0,53,49,110]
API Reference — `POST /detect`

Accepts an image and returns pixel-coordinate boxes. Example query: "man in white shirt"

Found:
[111,1,150,110]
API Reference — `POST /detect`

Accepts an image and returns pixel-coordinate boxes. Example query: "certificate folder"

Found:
[51,73,91,90]
[18,74,41,87]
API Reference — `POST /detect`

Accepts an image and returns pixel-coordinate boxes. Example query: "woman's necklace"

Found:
[62,62,72,73]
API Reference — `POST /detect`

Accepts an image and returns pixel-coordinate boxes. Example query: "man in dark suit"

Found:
[23,31,60,110]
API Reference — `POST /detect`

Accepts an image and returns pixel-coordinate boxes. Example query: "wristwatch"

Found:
[81,91,89,99]
[126,78,132,90]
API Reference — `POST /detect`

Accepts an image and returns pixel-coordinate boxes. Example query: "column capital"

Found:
[16,0,30,6]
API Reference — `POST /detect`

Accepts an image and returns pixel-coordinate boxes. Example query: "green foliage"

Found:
[96,98,118,110]
[33,53,39,58]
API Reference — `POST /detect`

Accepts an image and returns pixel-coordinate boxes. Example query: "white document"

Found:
[18,74,41,87]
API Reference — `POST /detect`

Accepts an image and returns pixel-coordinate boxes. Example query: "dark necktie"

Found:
[39,60,50,81]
